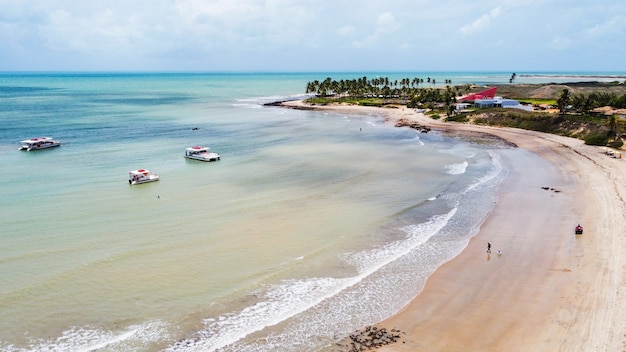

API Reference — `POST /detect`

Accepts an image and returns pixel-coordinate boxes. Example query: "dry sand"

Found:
[281,101,626,351]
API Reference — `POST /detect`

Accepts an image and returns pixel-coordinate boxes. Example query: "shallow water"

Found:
[0,72,572,351]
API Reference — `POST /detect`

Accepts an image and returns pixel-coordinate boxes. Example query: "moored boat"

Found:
[184,146,221,162]
[19,137,61,151]
[129,169,160,185]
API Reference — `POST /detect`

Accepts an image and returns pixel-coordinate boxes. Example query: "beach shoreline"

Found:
[278,100,626,351]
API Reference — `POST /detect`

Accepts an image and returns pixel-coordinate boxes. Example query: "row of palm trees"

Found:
[409,85,459,115]
[304,76,465,99]
[556,88,626,114]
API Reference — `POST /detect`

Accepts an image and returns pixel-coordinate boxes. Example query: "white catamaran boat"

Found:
[19,137,61,151]
[184,146,221,162]
[128,169,160,185]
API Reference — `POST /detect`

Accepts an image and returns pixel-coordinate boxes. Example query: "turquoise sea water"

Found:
[0,72,621,351]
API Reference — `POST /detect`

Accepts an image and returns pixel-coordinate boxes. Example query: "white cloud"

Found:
[582,15,625,37]
[337,25,356,36]
[376,12,399,31]
[352,11,400,48]
[37,7,146,56]
[458,6,502,35]
[551,36,573,50]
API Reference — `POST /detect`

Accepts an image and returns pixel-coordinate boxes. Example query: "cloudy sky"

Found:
[1,0,624,72]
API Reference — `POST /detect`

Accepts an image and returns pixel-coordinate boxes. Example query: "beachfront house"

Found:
[474,97,533,112]
[458,86,532,112]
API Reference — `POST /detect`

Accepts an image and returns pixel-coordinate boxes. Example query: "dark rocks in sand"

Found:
[263,101,284,107]
[263,100,318,110]
[334,326,405,351]
[394,118,431,133]
[541,186,561,193]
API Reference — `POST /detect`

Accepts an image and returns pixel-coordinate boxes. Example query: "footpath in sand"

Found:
[281,101,626,352]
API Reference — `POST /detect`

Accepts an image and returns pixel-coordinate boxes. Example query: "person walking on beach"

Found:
[487,242,491,253]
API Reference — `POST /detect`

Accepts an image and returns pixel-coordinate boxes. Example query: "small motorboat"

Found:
[129,169,160,185]
[184,146,221,162]
[19,137,61,151]
[575,224,583,235]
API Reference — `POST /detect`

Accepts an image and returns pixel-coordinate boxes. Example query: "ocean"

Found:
[0,71,621,351]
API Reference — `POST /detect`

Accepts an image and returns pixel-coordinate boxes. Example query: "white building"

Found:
[455,102,472,111]
[474,96,532,111]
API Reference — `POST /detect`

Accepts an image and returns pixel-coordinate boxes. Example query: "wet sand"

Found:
[280,101,626,351]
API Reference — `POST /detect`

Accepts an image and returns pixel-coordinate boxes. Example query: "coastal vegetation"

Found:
[303,77,626,147]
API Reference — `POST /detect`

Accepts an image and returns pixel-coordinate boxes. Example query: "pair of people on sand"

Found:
[487,242,502,255]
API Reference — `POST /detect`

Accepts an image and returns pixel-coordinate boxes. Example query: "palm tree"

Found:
[572,93,590,114]
[444,86,456,117]
[305,81,314,95]
[306,80,320,95]
[608,115,617,137]
[556,88,571,114]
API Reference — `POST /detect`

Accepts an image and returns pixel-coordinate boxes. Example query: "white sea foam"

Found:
[236,93,313,104]
[414,133,425,146]
[232,103,263,109]
[166,277,353,351]
[0,321,170,352]
[167,210,456,352]
[465,151,504,193]
[345,210,456,274]
[445,161,468,175]
[231,103,262,109]
[232,93,313,109]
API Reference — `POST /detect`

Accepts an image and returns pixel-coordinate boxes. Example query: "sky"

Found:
[0,0,624,72]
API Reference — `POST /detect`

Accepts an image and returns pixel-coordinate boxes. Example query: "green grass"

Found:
[518,98,556,106]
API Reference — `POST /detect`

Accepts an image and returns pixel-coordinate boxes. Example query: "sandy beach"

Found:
[282,101,626,351]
